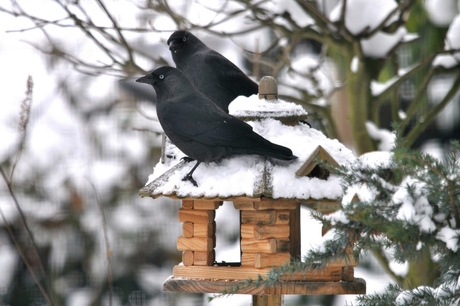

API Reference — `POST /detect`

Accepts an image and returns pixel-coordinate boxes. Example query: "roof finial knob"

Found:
[258,76,278,100]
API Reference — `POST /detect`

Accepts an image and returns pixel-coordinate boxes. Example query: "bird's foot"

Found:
[181,156,195,163]
[181,160,201,187]
[300,119,311,128]
[182,173,198,187]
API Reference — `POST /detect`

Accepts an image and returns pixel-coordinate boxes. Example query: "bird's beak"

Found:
[136,75,153,84]
[168,39,183,52]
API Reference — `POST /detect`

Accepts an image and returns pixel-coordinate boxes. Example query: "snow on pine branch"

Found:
[311,142,460,305]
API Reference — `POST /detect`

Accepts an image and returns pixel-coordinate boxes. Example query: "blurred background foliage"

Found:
[0,0,459,305]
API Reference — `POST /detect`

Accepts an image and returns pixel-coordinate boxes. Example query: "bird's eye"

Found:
[182,37,187,42]
[159,74,165,80]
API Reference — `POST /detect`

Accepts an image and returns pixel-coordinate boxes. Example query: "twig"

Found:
[365,0,416,38]
[0,167,53,306]
[9,76,33,181]
[399,68,435,132]
[88,181,113,306]
[94,0,134,64]
[54,0,122,66]
[405,70,460,147]
[1,76,53,303]
[372,52,437,111]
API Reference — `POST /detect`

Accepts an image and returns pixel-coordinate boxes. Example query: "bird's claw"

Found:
[181,157,195,163]
[182,174,198,187]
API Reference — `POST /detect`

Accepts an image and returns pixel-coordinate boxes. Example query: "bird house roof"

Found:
[139,95,356,201]
[228,92,308,123]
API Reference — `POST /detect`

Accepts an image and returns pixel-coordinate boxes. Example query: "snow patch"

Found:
[436,227,460,252]
[365,122,396,151]
[330,0,399,35]
[229,95,307,118]
[424,0,459,26]
[433,14,460,68]
[350,56,359,73]
[361,27,407,58]
[330,0,408,58]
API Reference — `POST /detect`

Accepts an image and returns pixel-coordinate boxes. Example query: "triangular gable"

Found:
[295,145,339,179]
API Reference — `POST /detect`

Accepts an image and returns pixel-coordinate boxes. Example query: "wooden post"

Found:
[252,294,282,306]
[234,199,301,305]
[178,200,221,266]
[237,199,296,269]
[258,76,278,100]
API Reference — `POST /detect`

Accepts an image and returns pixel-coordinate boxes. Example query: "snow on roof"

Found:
[229,94,308,120]
[139,96,356,201]
[433,14,460,69]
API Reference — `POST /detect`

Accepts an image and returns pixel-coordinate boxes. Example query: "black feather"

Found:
[136,67,297,186]
[167,30,258,113]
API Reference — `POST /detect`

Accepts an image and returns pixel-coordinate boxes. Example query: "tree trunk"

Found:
[346,55,376,155]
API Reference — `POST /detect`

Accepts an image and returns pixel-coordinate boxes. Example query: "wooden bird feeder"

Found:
[139,77,365,305]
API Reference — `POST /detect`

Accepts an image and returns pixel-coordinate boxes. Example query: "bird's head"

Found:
[167,30,189,52]
[136,66,192,99]
[167,30,202,54]
[135,66,177,87]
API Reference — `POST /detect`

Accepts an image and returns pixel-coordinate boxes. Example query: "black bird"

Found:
[136,67,297,187]
[167,30,258,113]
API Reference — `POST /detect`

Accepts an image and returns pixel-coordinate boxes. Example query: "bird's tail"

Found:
[250,143,298,161]
[230,133,297,161]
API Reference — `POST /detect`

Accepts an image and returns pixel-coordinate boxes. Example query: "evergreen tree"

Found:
[245,139,460,305]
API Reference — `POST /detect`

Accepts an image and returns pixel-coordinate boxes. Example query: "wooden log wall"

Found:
[177,199,222,266]
[235,198,300,269]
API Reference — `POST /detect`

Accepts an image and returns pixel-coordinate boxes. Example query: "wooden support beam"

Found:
[276,239,290,253]
[182,222,194,238]
[255,253,291,268]
[194,251,215,266]
[166,275,366,295]
[177,237,213,252]
[342,266,354,281]
[254,224,290,239]
[290,205,301,261]
[164,276,366,295]
[240,238,290,253]
[182,250,194,266]
[241,238,277,253]
[241,252,256,267]
[178,208,215,223]
[181,200,194,209]
[241,210,276,224]
[235,199,298,211]
[275,210,290,224]
[193,200,222,210]
[241,224,256,239]
[258,198,298,210]
[242,224,290,239]
[172,265,344,281]
[233,200,259,210]
[234,198,298,210]
[253,294,282,306]
[182,250,215,266]
[193,222,215,238]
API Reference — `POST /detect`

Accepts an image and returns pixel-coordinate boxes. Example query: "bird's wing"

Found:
[161,96,253,146]
[204,51,258,96]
